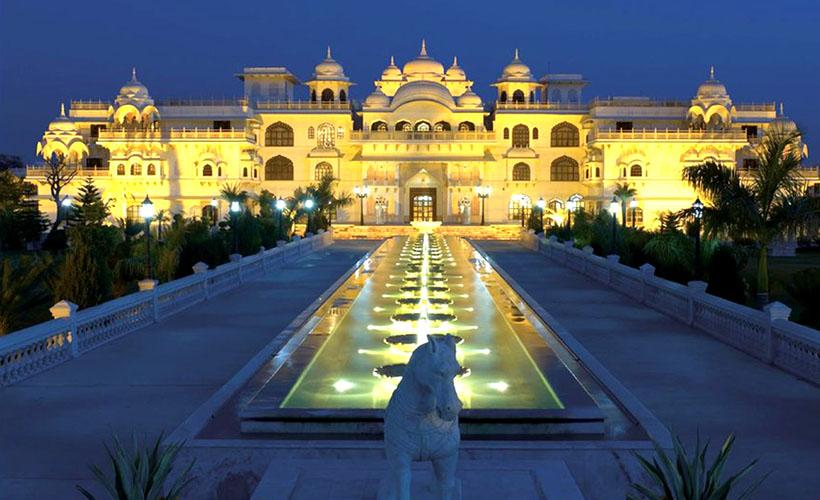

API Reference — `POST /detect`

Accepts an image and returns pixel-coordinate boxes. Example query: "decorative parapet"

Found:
[0,230,334,386]
[519,230,820,386]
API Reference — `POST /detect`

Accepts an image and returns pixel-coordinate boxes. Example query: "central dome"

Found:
[119,68,150,100]
[696,66,728,98]
[402,40,444,78]
[391,80,455,108]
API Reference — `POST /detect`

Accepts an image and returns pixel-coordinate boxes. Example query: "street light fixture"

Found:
[692,197,704,278]
[476,185,491,225]
[630,198,638,228]
[60,195,72,228]
[229,200,241,254]
[536,197,546,233]
[566,198,576,229]
[139,195,155,280]
[209,197,218,227]
[353,185,369,226]
[609,195,619,245]
[275,197,287,240]
[304,198,315,235]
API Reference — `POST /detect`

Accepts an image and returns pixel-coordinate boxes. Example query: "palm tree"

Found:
[0,255,53,335]
[683,126,816,305]
[613,182,637,227]
[219,183,249,209]
[292,176,352,233]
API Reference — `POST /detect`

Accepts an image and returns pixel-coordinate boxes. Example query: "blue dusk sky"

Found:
[1,0,818,162]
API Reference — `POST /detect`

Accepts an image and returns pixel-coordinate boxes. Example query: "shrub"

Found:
[786,268,820,329]
[236,212,262,256]
[705,244,748,303]
[0,255,54,334]
[54,226,118,308]
[643,231,694,284]
[621,228,653,268]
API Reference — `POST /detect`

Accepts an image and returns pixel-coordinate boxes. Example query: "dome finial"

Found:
[420,39,427,56]
[132,67,137,81]
[390,55,395,66]
[60,102,65,117]
[514,48,520,60]
[780,102,784,116]
[327,46,332,59]
[453,56,458,66]
[709,65,715,79]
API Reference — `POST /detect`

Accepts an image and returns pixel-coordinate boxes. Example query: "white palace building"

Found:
[28,41,818,228]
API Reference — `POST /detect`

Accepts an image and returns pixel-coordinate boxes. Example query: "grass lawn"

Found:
[742,248,820,329]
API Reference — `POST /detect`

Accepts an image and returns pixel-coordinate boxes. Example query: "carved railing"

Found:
[591,128,749,141]
[0,230,333,386]
[520,230,820,385]
[349,131,496,142]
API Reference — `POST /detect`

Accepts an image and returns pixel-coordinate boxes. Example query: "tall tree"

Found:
[683,127,816,305]
[71,177,110,226]
[0,255,54,334]
[613,182,637,227]
[43,153,79,231]
[54,226,117,308]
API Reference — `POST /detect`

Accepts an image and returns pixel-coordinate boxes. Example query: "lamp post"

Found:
[304,198,315,235]
[353,185,369,226]
[476,185,491,225]
[275,197,286,240]
[630,198,638,228]
[61,196,72,228]
[692,197,704,278]
[566,198,576,229]
[609,195,619,245]
[230,200,241,254]
[209,197,218,228]
[536,197,546,233]
[139,195,154,280]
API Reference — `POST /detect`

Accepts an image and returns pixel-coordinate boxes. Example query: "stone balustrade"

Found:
[520,230,820,386]
[0,230,333,386]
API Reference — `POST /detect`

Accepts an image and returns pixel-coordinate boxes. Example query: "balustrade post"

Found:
[138,279,159,322]
[259,246,267,274]
[638,263,656,304]
[50,300,79,357]
[686,281,709,326]
[763,302,791,364]
[192,261,209,299]
[605,255,620,284]
[582,246,594,276]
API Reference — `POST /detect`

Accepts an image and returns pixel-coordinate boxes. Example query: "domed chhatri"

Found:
[36,103,88,160]
[457,88,482,107]
[364,87,390,108]
[402,39,445,80]
[500,48,534,81]
[445,56,466,81]
[696,65,728,99]
[47,103,77,132]
[116,67,152,105]
[381,55,403,81]
[313,46,348,81]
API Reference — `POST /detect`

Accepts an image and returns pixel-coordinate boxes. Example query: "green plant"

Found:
[706,244,749,304]
[683,126,817,305]
[76,434,195,500]
[613,182,638,227]
[786,268,820,329]
[644,231,694,284]
[0,255,54,334]
[292,176,352,234]
[71,177,111,226]
[54,225,118,308]
[629,434,767,500]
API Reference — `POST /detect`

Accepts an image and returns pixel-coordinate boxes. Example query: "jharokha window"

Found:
[147,164,156,175]
[630,164,643,177]
[202,164,213,176]
[117,164,125,175]
[512,124,529,148]
[265,122,294,147]
[550,122,580,147]
[458,121,475,131]
[130,164,141,175]
[512,162,531,181]
[315,162,333,180]
[550,156,580,181]
[265,155,294,180]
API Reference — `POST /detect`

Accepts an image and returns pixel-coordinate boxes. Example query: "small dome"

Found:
[771,103,797,131]
[381,56,403,80]
[457,89,482,107]
[364,88,390,107]
[696,66,728,99]
[118,68,150,101]
[313,47,347,80]
[445,56,466,81]
[47,103,78,132]
[500,49,533,81]
[402,40,445,78]
[391,80,455,109]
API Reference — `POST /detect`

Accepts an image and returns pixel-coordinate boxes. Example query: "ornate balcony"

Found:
[255,100,350,111]
[590,128,749,142]
[349,131,496,142]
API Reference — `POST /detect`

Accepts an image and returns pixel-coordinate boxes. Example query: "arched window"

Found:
[585,169,590,179]
[503,128,510,139]
[242,167,248,177]
[371,121,388,132]
[499,91,508,103]
[633,207,644,225]
[458,121,475,131]
[253,168,258,178]
[126,205,141,223]
[217,166,222,176]
[529,91,535,103]
[533,127,539,139]
[265,155,293,180]
[202,164,213,176]
[308,126,315,139]
[202,205,218,223]
[434,121,451,132]
[339,89,347,102]
[512,90,525,103]
[551,122,580,147]
[508,195,531,221]
[311,90,317,102]
[321,88,334,102]
[315,162,333,180]
[396,121,412,132]
[317,123,336,148]
[512,124,529,148]
[550,156,579,181]
[147,164,156,175]
[548,199,563,212]
[512,162,531,181]
[630,164,643,177]
[595,167,601,177]
[117,164,125,175]
[265,122,294,147]
[415,121,431,132]
[130,164,141,175]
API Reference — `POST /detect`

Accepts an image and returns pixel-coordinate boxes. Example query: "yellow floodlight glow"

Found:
[333,379,355,393]
[488,381,509,392]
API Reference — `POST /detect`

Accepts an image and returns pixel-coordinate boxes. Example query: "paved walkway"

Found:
[476,241,820,500]
[0,240,379,499]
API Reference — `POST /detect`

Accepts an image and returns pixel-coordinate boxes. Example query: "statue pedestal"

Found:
[377,477,462,500]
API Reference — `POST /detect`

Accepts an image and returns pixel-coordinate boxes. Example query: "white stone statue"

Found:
[381,335,462,500]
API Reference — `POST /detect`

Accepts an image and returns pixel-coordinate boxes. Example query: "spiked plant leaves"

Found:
[629,434,767,500]
[76,433,194,500]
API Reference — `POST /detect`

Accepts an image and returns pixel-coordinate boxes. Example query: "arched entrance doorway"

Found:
[410,189,436,221]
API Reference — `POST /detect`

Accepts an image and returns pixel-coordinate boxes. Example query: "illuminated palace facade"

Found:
[29,41,817,228]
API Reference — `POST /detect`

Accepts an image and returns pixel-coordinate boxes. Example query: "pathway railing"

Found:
[520,230,820,386]
[0,230,333,386]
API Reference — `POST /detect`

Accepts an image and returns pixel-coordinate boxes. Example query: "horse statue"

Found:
[380,334,462,500]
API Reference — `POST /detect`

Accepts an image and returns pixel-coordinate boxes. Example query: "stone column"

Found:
[764,301,792,363]
[686,281,709,326]
[50,300,79,357]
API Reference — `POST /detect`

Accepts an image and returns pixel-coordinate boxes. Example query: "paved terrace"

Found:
[0,240,379,499]
[476,240,820,500]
